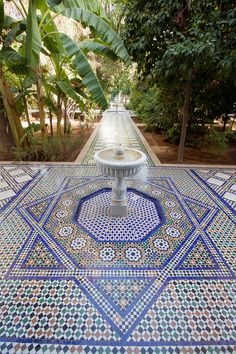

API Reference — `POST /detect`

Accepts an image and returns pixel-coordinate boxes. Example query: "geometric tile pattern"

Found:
[184,198,211,223]
[0,164,235,352]
[22,234,65,269]
[0,107,235,353]
[26,199,52,222]
[0,165,46,211]
[176,235,219,270]
[192,168,236,212]
[76,189,164,242]
[130,279,236,344]
[90,277,154,317]
[42,178,194,269]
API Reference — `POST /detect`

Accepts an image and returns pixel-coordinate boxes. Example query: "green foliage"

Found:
[12,135,84,161]
[130,83,179,132]
[79,39,118,60]
[204,125,228,156]
[0,0,4,36]
[58,33,108,110]
[48,0,107,18]
[123,0,236,82]
[51,7,131,65]
[26,0,42,68]
[57,80,85,108]
[123,0,236,159]
[19,123,41,145]
[97,56,131,97]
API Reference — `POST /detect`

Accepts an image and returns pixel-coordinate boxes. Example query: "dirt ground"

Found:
[138,126,236,165]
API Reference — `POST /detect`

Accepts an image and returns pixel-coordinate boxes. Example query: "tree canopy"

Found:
[123,0,236,161]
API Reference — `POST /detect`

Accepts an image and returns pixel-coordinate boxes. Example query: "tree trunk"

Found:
[36,67,46,136]
[49,109,53,138]
[222,116,227,132]
[0,110,15,148]
[63,97,67,135]
[177,77,193,163]
[23,95,31,127]
[56,92,62,138]
[0,65,25,146]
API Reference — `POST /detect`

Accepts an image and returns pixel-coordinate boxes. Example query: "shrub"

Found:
[202,126,235,156]
[130,84,179,133]
[12,135,83,162]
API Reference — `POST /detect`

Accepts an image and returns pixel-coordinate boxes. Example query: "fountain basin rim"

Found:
[94,148,147,169]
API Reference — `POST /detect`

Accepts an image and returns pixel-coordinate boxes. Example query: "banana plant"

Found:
[0,0,131,145]
[33,0,131,108]
[0,2,27,147]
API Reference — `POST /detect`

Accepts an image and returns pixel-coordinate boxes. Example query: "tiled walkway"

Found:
[0,110,236,353]
[77,109,159,166]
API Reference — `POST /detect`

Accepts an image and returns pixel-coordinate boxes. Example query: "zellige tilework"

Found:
[0,164,235,353]
[0,110,235,353]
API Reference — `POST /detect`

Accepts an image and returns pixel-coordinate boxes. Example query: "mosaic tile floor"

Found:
[0,163,236,353]
[0,108,235,352]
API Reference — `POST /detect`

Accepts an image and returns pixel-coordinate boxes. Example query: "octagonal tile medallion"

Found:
[75,188,165,242]
[40,178,195,269]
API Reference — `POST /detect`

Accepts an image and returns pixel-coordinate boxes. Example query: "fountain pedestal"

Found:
[94,146,146,217]
[111,177,127,217]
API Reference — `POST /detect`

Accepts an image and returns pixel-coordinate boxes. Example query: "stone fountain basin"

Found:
[94,148,147,178]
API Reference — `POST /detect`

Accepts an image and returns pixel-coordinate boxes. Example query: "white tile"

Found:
[215,172,231,180]
[0,189,16,201]
[207,178,224,186]
[14,175,32,183]
[0,181,9,189]
[199,169,210,173]
[3,166,16,170]
[230,184,236,191]
[225,170,235,173]
[9,169,25,176]
[224,192,236,202]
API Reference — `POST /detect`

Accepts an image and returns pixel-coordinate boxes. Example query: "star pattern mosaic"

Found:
[0,162,235,353]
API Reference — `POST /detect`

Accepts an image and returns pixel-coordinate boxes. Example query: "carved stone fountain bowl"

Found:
[94,148,147,178]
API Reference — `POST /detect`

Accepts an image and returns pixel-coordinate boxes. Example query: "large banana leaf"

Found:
[59,33,108,110]
[57,80,85,109]
[79,39,118,60]
[48,0,107,19]
[3,21,27,48]
[25,0,42,68]
[37,0,64,58]
[51,7,131,65]
[0,0,4,35]
[42,79,58,96]
[0,47,24,66]
[0,47,30,74]
[4,16,18,29]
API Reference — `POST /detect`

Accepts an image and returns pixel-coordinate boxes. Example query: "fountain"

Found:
[94,146,147,217]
